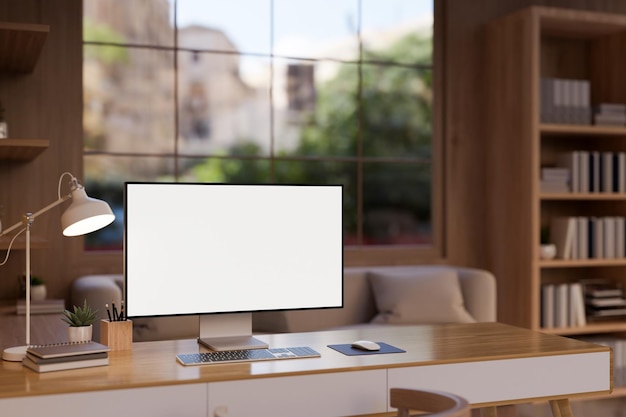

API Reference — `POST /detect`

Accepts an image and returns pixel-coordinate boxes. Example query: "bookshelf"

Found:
[0,22,49,162]
[486,6,626,337]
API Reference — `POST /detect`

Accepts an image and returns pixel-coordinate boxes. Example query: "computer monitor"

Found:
[124,182,343,350]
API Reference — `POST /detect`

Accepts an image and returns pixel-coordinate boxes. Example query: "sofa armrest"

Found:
[456,267,497,322]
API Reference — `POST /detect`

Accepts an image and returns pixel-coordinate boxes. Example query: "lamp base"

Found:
[2,345,27,362]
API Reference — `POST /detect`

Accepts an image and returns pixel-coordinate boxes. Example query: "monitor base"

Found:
[198,335,268,351]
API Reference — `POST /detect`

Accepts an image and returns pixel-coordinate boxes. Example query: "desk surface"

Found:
[0,322,613,403]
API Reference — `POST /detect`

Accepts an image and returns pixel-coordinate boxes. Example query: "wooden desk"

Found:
[0,322,612,417]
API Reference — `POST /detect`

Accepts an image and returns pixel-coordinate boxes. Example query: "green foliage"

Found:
[62,300,99,327]
[83,18,129,64]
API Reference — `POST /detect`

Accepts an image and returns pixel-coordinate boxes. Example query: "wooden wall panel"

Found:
[0,0,83,305]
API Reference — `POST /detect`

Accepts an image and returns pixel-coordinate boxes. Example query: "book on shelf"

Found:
[582,279,626,321]
[548,216,626,260]
[541,282,586,328]
[550,217,575,259]
[22,353,108,373]
[540,78,592,125]
[16,298,65,315]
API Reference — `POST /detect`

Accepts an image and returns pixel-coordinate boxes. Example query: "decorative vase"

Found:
[30,284,47,301]
[540,243,557,260]
[67,325,93,343]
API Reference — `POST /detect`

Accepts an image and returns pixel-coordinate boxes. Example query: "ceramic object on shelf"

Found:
[540,244,557,260]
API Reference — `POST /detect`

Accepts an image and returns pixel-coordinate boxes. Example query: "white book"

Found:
[616,217,625,259]
[604,217,616,258]
[555,283,569,327]
[569,283,587,327]
[550,217,575,259]
[542,284,555,329]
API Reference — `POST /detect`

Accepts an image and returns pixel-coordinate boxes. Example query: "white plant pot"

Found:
[30,284,46,301]
[540,244,557,260]
[67,325,93,343]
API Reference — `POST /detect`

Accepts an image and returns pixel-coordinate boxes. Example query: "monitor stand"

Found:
[198,313,268,351]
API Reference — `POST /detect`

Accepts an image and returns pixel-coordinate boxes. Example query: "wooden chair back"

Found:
[390,388,470,417]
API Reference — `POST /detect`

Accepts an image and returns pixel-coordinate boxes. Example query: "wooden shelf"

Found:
[0,139,48,161]
[541,192,626,200]
[541,123,626,136]
[541,321,626,336]
[540,259,626,268]
[0,21,49,73]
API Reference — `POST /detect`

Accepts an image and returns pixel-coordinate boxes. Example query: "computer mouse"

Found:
[351,340,381,351]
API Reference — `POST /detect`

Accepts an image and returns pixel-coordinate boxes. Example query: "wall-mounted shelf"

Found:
[0,139,48,161]
[0,21,49,73]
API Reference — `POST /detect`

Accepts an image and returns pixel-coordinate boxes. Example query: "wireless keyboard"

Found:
[176,346,321,366]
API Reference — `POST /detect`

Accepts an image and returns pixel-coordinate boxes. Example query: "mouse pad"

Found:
[327,342,406,356]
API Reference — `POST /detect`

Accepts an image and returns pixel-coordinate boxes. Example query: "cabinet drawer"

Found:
[0,383,207,417]
[208,370,387,417]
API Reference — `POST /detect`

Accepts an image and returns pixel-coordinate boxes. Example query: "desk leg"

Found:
[549,399,573,417]
[480,406,497,417]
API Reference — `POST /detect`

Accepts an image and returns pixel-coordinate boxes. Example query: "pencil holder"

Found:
[100,319,133,351]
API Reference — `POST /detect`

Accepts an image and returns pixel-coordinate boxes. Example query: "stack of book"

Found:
[593,103,626,126]
[583,280,626,320]
[23,341,111,373]
[540,167,570,193]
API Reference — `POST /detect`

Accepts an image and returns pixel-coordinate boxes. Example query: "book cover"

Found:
[25,351,108,365]
[569,283,587,327]
[27,341,110,359]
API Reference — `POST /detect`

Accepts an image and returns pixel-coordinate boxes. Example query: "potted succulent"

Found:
[62,299,99,342]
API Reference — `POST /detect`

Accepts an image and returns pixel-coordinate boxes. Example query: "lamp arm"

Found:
[0,194,70,239]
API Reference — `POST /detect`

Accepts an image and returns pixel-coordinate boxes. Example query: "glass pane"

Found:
[84,155,180,251]
[361,64,432,158]
[361,0,433,65]
[177,0,271,56]
[84,0,175,47]
[179,156,272,183]
[177,52,271,157]
[362,161,431,245]
[273,0,359,61]
[274,159,358,242]
[276,60,359,157]
[84,46,175,154]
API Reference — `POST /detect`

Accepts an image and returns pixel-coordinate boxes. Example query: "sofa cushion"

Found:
[368,268,476,324]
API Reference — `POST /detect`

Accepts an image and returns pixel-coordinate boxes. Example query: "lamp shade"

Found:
[61,187,115,236]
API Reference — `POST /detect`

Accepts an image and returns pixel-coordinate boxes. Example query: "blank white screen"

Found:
[125,183,343,317]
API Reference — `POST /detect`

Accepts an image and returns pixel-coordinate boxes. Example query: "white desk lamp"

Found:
[0,172,115,361]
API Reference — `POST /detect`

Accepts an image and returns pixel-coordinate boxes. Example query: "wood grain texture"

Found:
[0,322,611,403]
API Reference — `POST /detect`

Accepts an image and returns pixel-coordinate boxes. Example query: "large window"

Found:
[83,0,438,262]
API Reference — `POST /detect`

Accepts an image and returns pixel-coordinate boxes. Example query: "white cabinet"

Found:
[207,370,388,417]
[0,384,207,417]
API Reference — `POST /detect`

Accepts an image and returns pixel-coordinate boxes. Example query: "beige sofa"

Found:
[71,265,496,342]
[253,265,497,333]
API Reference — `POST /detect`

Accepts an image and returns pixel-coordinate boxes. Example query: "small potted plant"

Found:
[540,226,556,260]
[30,276,47,301]
[62,299,99,342]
